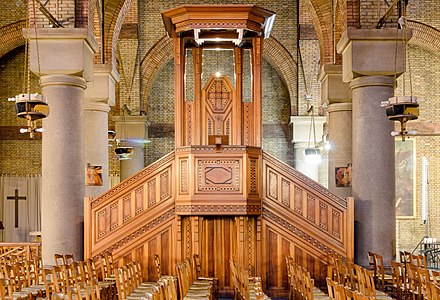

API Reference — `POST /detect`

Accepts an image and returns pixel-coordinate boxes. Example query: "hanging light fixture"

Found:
[115,105,134,160]
[9,0,49,138]
[304,105,322,164]
[383,13,419,141]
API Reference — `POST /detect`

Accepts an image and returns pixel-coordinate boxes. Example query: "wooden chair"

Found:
[390,260,407,300]
[407,263,422,300]
[54,254,66,267]
[426,281,440,300]
[64,254,75,265]
[373,253,393,291]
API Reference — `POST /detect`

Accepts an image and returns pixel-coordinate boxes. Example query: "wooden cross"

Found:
[6,189,26,228]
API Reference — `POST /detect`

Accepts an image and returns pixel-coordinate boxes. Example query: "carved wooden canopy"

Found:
[161,5,276,48]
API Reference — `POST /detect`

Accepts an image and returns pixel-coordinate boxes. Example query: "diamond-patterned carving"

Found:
[160,170,170,200]
[332,209,341,238]
[281,179,290,207]
[123,194,131,223]
[181,159,188,193]
[97,209,107,239]
[307,194,315,222]
[197,160,240,192]
[135,187,143,215]
[110,202,118,231]
[268,170,278,200]
[205,167,233,184]
[319,202,328,230]
[294,186,303,214]
[148,179,156,207]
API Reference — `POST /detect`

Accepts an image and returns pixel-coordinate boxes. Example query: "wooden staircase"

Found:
[84,148,353,297]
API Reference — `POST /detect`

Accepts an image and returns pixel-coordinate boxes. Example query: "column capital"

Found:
[84,64,120,107]
[350,75,395,90]
[83,101,111,112]
[113,115,150,142]
[327,102,352,113]
[319,64,351,105]
[39,74,88,90]
[289,116,326,144]
[337,28,412,82]
[26,28,98,81]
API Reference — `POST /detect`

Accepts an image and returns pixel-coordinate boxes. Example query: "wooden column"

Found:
[193,48,203,145]
[234,47,243,145]
[173,36,186,147]
[251,37,263,147]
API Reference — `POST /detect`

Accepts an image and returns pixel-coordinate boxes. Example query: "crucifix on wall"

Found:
[7,189,27,228]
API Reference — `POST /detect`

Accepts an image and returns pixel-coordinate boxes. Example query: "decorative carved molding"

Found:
[123,194,131,223]
[263,152,347,208]
[281,179,290,207]
[160,170,171,200]
[249,159,257,194]
[104,209,175,254]
[180,159,188,193]
[97,210,107,238]
[91,152,175,208]
[319,202,328,230]
[307,194,315,223]
[148,179,156,207]
[294,186,302,214]
[135,187,144,215]
[176,205,261,214]
[262,208,334,255]
[197,160,240,192]
[110,203,118,231]
[332,209,341,238]
[268,170,278,200]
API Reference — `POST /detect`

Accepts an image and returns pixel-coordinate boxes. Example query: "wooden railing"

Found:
[0,242,41,262]
[260,151,354,294]
[84,151,176,280]
[83,149,354,293]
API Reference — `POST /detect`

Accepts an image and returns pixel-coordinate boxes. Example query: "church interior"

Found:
[0,0,440,299]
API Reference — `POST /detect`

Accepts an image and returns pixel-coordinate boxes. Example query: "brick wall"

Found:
[395,44,440,254]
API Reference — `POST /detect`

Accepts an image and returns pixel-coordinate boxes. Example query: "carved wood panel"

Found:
[197,159,240,192]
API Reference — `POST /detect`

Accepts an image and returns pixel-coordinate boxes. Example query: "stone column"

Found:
[28,28,98,265]
[319,64,352,198]
[84,65,119,197]
[337,28,410,266]
[113,116,149,181]
[289,116,326,183]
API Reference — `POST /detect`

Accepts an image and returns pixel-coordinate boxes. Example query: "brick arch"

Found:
[263,37,298,115]
[0,20,26,60]
[140,36,298,115]
[140,36,174,110]
[408,20,440,54]
[302,0,334,66]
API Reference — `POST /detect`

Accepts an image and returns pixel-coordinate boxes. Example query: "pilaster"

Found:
[84,64,120,197]
[319,64,352,198]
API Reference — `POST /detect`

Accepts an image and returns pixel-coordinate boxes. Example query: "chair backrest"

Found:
[193,253,202,278]
[154,254,162,279]
[64,254,74,265]
[54,253,65,267]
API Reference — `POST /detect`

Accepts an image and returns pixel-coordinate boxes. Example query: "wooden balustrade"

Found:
[0,242,41,263]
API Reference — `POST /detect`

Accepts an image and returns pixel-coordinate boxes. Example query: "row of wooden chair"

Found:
[286,256,326,300]
[230,258,269,300]
[367,252,393,292]
[327,278,377,300]
[399,252,428,270]
[390,260,440,300]
[176,258,213,300]
[114,260,156,300]
[327,255,392,300]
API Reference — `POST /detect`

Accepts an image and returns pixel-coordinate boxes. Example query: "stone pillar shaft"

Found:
[327,103,352,197]
[351,75,396,265]
[40,74,87,263]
